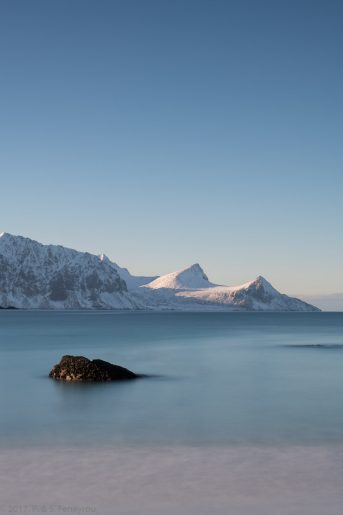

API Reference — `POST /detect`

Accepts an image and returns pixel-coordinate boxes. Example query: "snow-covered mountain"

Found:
[134,264,320,312]
[0,233,320,311]
[144,263,215,290]
[0,233,137,309]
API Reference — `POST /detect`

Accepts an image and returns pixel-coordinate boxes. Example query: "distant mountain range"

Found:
[0,232,320,311]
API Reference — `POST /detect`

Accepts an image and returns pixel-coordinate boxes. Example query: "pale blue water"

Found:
[0,311,343,447]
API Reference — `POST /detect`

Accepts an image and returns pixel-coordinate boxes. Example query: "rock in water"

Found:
[49,355,138,382]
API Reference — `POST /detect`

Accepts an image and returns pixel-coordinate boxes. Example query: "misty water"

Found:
[2,311,343,515]
[1,311,343,447]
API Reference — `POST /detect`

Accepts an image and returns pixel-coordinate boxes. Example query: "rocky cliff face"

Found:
[0,233,135,309]
[0,233,320,312]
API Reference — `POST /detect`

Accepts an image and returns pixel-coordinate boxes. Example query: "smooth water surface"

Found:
[0,311,343,447]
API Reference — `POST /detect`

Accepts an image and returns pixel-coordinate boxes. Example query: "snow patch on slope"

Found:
[0,232,320,312]
[0,233,139,309]
[145,264,215,290]
[137,267,320,312]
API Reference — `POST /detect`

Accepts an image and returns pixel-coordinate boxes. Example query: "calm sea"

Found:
[0,311,343,447]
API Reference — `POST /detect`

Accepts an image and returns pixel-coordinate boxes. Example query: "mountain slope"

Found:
[145,264,215,290]
[137,269,320,312]
[0,233,137,309]
[110,259,157,290]
[0,233,320,311]
[174,275,319,311]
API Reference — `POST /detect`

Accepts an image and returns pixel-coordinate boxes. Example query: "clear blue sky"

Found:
[1,0,342,296]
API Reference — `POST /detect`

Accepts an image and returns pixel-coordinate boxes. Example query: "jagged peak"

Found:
[0,231,15,240]
[0,232,43,246]
[144,263,214,290]
[0,232,29,239]
[253,275,271,286]
[242,275,278,294]
[0,232,28,248]
[99,253,110,263]
[0,233,117,273]
[183,263,208,279]
[0,231,320,311]
[188,262,206,274]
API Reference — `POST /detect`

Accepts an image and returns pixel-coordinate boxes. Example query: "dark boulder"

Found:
[49,355,138,382]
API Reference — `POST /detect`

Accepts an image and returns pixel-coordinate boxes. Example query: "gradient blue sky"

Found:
[1,0,342,297]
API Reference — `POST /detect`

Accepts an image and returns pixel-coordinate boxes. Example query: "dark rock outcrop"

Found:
[49,355,138,382]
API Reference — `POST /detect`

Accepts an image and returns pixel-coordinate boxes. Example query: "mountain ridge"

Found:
[144,263,215,290]
[0,232,320,312]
